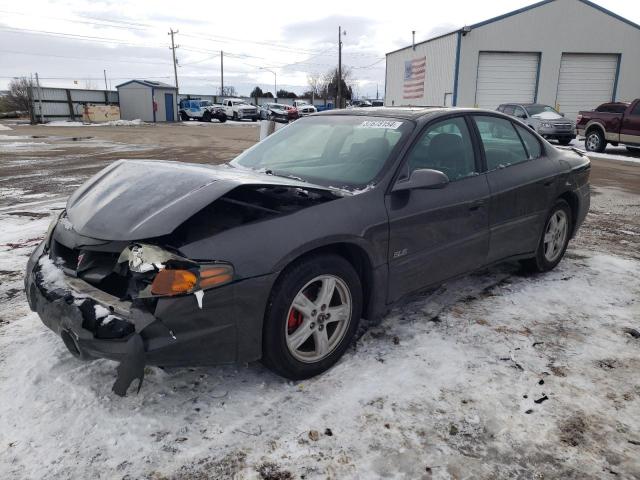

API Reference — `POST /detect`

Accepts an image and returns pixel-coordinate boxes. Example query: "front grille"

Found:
[553,123,573,130]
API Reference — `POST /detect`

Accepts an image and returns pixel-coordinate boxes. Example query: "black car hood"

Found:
[66,160,334,241]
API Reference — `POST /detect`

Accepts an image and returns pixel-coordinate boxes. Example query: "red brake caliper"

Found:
[287,309,304,334]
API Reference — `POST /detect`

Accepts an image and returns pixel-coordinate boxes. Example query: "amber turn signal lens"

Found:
[199,265,233,288]
[151,269,197,295]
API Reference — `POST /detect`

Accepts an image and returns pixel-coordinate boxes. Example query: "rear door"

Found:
[621,101,640,146]
[385,115,490,302]
[471,115,558,263]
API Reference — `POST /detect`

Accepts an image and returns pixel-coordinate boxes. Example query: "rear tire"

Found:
[521,199,572,273]
[262,254,362,380]
[585,129,606,153]
[180,111,189,121]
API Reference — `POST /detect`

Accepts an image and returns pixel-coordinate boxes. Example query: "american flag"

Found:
[403,57,426,100]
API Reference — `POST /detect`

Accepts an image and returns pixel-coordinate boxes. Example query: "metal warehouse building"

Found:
[116,80,178,122]
[385,0,640,119]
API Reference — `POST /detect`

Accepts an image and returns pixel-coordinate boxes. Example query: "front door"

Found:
[386,115,490,303]
[470,114,559,263]
[164,93,174,122]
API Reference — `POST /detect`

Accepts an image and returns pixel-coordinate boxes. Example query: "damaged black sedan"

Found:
[25,108,590,395]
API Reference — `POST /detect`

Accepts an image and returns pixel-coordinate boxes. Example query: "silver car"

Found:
[497,103,576,146]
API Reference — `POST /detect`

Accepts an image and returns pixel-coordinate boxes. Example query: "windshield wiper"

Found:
[264,170,306,183]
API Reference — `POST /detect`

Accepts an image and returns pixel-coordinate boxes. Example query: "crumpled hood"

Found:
[66,159,330,241]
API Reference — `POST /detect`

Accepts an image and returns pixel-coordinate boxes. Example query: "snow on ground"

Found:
[43,119,145,127]
[0,124,13,131]
[0,190,639,479]
[569,139,640,165]
[181,120,261,127]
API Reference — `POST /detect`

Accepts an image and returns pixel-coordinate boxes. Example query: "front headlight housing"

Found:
[118,243,234,297]
[540,122,552,128]
[150,264,234,296]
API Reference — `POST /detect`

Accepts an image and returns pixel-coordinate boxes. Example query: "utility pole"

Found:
[337,26,342,109]
[220,50,224,96]
[103,69,108,90]
[168,29,179,91]
[35,72,44,123]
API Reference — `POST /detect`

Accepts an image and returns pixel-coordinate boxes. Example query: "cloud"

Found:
[280,15,379,45]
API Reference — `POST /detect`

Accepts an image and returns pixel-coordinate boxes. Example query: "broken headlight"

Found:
[118,243,234,297]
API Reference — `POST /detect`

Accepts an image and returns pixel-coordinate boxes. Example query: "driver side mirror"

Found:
[392,168,449,192]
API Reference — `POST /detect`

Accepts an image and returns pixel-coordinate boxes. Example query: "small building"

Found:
[385,0,640,119]
[116,80,178,122]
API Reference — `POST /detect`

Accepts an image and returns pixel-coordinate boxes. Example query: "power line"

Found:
[0,49,172,65]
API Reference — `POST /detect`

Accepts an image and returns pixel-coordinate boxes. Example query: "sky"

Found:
[1,0,638,98]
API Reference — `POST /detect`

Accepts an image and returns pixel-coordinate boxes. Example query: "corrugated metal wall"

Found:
[30,87,118,122]
[385,33,457,107]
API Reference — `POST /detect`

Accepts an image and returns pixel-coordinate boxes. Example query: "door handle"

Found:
[469,200,485,211]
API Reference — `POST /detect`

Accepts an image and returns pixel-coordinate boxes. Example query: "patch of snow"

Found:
[43,121,86,127]
[37,256,66,290]
[94,304,111,319]
[97,119,144,127]
[0,124,13,130]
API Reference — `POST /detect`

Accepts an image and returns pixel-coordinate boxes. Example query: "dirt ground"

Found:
[0,121,639,479]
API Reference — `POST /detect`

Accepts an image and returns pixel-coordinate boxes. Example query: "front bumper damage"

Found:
[25,237,277,396]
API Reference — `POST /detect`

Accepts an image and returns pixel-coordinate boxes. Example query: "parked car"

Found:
[576,99,640,153]
[222,98,258,121]
[349,100,373,108]
[497,103,575,145]
[258,103,299,122]
[25,108,590,395]
[292,101,317,116]
[179,99,227,123]
[371,100,384,107]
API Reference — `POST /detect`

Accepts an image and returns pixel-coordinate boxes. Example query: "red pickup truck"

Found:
[576,99,640,153]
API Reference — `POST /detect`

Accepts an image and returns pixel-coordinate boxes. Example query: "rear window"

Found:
[596,103,628,114]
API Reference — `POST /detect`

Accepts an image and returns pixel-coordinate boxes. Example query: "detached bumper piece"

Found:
[26,250,157,396]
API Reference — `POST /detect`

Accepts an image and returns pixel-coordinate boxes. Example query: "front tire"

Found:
[202,111,212,122]
[262,254,362,380]
[585,129,606,153]
[626,146,640,156]
[232,111,238,121]
[180,111,189,121]
[521,199,572,273]
[557,137,572,146]
[217,114,227,123]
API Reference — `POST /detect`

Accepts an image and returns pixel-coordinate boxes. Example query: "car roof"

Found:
[317,106,447,120]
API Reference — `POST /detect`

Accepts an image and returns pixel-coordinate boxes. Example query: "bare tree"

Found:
[5,77,32,112]
[219,86,237,97]
[306,73,322,98]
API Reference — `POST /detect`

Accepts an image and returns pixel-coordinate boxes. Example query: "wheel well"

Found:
[585,124,604,138]
[282,243,374,319]
[558,191,580,238]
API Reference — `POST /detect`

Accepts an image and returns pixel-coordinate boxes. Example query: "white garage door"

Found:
[555,53,618,121]
[475,52,539,110]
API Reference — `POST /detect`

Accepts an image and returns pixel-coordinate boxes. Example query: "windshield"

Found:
[199,101,212,107]
[231,116,412,188]
[525,104,559,116]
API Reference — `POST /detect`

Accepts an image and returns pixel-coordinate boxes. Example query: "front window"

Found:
[231,116,412,189]
[525,104,559,116]
[199,101,212,107]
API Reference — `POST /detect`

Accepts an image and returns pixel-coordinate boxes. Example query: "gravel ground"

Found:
[0,122,638,479]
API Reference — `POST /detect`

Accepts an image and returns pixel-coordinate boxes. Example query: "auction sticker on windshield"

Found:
[359,120,403,129]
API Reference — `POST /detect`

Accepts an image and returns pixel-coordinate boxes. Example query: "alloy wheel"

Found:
[543,210,568,262]
[586,133,600,151]
[285,275,352,363]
